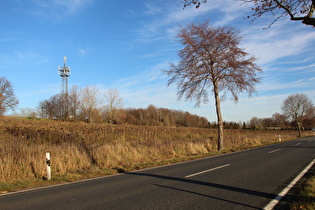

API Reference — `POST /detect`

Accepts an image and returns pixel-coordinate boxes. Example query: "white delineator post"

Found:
[278,135,282,142]
[46,153,51,180]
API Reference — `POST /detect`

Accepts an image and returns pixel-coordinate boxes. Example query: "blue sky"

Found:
[1,0,314,122]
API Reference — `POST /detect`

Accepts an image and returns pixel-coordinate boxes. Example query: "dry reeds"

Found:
[0,117,311,187]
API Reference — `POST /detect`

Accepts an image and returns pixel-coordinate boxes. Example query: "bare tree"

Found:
[103,88,123,123]
[38,94,64,120]
[261,117,274,129]
[68,85,81,120]
[281,93,314,137]
[19,107,37,118]
[38,99,53,119]
[245,0,315,27]
[58,93,70,120]
[164,21,262,150]
[37,86,80,121]
[272,112,287,128]
[0,77,19,115]
[79,86,102,123]
[181,0,315,27]
[182,0,207,8]
[249,117,262,129]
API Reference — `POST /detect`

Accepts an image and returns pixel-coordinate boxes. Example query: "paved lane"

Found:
[1,136,314,209]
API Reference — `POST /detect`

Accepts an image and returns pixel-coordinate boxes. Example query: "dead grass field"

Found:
[0,117,312,191]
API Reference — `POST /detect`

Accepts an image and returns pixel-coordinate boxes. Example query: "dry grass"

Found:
[0,117,312,191]
[287,171,315,210]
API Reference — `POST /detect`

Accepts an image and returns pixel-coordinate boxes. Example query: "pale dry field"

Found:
[0,117,311,189]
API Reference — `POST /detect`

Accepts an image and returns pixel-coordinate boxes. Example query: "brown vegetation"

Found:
[0,117,312,191]
[37,87,209,128]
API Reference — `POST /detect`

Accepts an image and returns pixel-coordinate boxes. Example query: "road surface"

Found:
[1,136,314,209]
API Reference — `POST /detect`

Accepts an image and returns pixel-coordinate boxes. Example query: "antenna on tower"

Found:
[58,56,71,95]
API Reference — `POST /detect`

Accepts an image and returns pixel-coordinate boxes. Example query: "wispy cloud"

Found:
[19,83,60,98]
[242,21,315,65]
[258,77,312,92]
[0,50,49,71]
[125,0,315,121]
[0,38,17,42]
[139,0,249,38]
[144,2,161,16]
[110,62,181,109]
[30,0,94,19]
[53,0,93,14]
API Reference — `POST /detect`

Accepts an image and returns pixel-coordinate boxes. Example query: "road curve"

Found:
[1,136,314,209]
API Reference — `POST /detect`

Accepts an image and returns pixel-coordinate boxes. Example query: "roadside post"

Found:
[278,135,282,142]
[46,152,51,180]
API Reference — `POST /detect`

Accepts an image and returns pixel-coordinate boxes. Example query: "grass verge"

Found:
[275,165,315,210]
[0,117,313,195]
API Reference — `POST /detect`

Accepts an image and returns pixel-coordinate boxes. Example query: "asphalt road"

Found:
[1,136,314,210]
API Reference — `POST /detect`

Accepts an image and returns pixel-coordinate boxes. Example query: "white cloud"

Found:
[19,83,60,98]
[78,48,87,56]
[30,0,94,19]
[53,0,94,15]
[0,38,16,42]
[242,21,315,65]
[287,63,315,73]
[140,0,245,37]
[144,2,161,16]
[4,51,49,66]
[125,1,315,122]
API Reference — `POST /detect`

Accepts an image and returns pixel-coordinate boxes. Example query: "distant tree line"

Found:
[246,94,315,135]
[17,85,314,131]
[27,85,209,128]
[208,111,314,131]
[247,113,314,132]
[123,105,209,127]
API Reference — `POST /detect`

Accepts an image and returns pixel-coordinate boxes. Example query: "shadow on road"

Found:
[154,183,261,209]
[128,171,276,209]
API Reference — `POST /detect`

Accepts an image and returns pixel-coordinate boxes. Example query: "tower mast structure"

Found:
[58,56,71,95]
[58,56,71,120]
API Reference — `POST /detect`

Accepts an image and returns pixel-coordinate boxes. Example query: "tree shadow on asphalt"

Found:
[153,183,261,209]
[128,172,276,209]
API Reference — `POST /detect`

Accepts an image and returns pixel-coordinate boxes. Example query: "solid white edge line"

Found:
[185,164,231,178]
[268,149,282,154]
[263,158,315,210]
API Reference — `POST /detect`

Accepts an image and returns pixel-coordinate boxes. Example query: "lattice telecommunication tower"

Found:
[58,56,71,95]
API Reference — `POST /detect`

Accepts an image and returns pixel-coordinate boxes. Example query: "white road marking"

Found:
[263,159,315,210]
[268,149,281,154]
[295,143,301,146]
[185,164,231,178]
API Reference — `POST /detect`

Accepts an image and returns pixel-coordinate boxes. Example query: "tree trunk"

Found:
[297,121,302,137]
[214,84,224,150]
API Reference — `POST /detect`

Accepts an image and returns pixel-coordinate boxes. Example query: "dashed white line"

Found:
[268,149,282,154]
[185,164,231,178]
[295,143,301,146]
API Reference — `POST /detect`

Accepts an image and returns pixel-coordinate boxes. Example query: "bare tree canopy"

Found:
[182,0,207,8]
[104,88,123,123]
[0,77,19,115]
[80,86,102,123]
[164,21,262,150]
[281,93,314,137]
[181,0,315,27]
